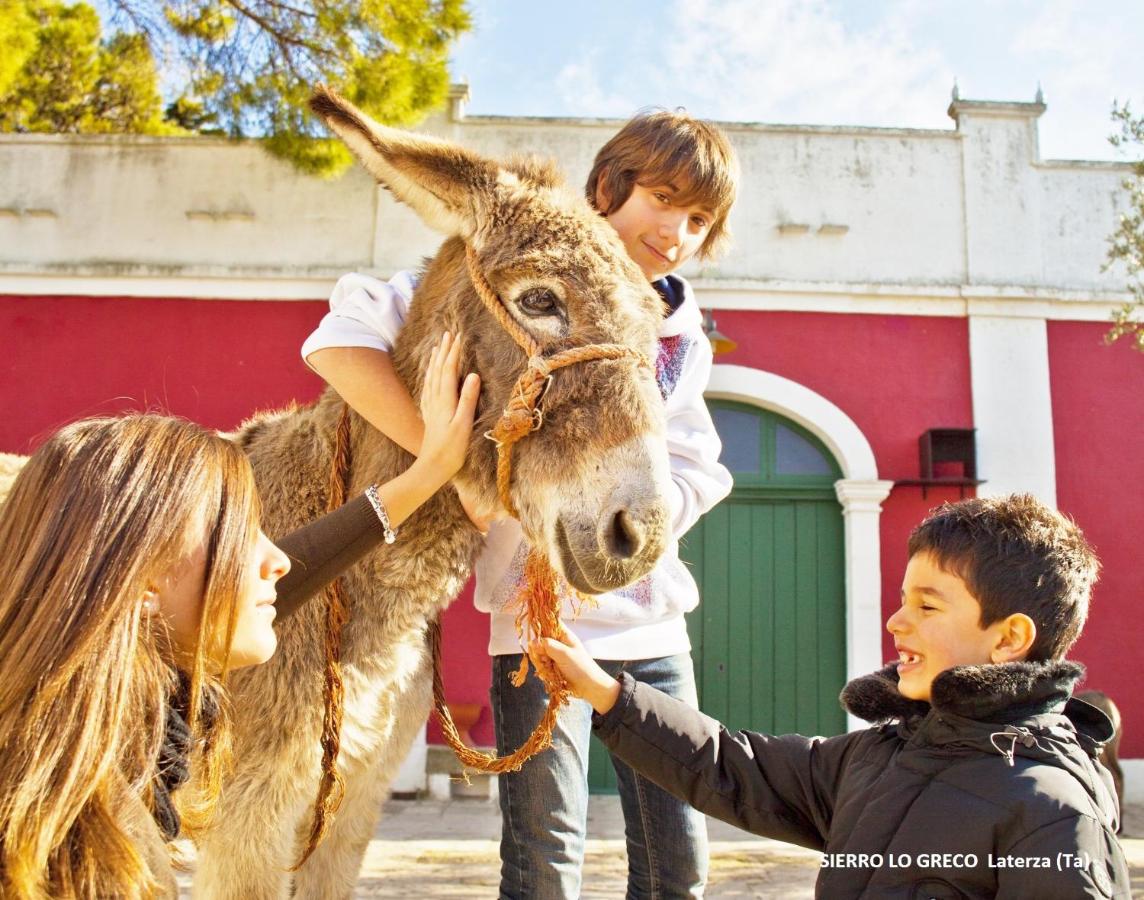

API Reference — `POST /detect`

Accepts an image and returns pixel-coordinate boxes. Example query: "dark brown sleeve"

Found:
[271,495,387,620]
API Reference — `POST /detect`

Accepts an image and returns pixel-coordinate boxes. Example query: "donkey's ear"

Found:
[310,85,495,239]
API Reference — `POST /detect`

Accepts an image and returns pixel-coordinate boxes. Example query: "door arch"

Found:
[682,403,847,737]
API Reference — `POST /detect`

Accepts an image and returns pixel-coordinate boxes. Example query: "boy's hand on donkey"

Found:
[455,481,500,535]
[417,331,480,487]
[528,630,622,715]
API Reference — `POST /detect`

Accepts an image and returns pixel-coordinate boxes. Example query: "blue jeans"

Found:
[492,652,709,899]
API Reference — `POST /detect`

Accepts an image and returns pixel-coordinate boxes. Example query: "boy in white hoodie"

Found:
[302,109,739,899]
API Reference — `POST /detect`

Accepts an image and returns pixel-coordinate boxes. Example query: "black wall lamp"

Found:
[703,309,738,356]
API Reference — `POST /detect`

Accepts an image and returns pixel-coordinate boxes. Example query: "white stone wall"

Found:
[0,96,1132,301]
[711,125,966,286]
[1038,161,1133,292]
[0,134,376,278]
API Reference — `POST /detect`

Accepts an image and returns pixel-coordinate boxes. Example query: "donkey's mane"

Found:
[502,154,565,189]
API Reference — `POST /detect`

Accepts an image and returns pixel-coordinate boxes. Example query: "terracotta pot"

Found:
[446,701,483,746]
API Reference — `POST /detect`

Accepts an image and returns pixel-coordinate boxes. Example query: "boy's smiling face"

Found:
[599,181,714,281]
[887,552,1032,702]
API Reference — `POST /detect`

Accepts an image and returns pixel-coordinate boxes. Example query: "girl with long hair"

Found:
[0,334,478,898]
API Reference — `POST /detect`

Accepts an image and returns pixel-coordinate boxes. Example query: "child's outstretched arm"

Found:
[309,346,426,455]
[382,331,479,521]
[532,630,859,849]
[303,272,493,529]
[273,333,479,617]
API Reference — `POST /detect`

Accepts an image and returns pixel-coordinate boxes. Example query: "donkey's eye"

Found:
[517,288,560,317]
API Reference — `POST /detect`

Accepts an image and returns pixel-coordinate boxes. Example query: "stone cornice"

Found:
[0,272,1133,321]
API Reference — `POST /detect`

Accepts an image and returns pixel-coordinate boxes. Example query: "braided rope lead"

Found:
[296,403,354,869]
[430,246,650,775]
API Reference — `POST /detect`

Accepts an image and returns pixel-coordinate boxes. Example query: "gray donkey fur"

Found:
[190,87,675,898]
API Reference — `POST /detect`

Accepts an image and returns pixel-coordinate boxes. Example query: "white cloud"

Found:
[660,0,952,128]
[555,54,644,118]
[1009,0,1144,159]
[457,0,1144,160]
[631,0,1141,158]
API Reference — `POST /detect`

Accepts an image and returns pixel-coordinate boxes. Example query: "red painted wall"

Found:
[1,293,494,744]
[712,310,975,667]
[1048,322,1144,757]
[2,294,328,447]
[6,296,1135,757]
[427,582,496,747]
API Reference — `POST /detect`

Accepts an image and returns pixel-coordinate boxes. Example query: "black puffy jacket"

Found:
[594,660,1129,898]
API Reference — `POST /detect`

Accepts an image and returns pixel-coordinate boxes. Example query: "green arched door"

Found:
[588,402,848,792]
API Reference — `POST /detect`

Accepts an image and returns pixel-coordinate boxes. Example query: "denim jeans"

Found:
[492,652,709,899]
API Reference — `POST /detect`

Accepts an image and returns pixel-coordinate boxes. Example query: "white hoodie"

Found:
[301,271,731,659]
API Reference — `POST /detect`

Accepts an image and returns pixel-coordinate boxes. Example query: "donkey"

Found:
[191,88,675,898]
[0,454,21,500]
[1076,690,1125,832]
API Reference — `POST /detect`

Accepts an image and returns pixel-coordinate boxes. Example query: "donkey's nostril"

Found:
[605,509,644,560]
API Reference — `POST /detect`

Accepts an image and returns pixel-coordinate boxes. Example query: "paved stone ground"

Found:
[358,796,823,898]
[178,797,1144,897]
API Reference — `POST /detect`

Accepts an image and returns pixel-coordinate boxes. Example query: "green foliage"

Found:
[0,0,169,133]
[164,94,221,133]
[108,0,472,173]
[0,0,37,97]
[1106,102,1144,352]
[0,0,471,174]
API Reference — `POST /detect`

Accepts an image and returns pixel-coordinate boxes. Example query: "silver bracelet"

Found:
[364,484,398,544]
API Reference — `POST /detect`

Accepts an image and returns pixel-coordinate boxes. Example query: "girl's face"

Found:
[157,527,290,669]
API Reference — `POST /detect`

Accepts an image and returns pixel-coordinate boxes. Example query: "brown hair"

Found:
[907,494,1099,661]
[0,415,259,898]
[586,108,740,260]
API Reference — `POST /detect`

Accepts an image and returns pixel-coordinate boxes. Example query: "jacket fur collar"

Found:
[840,659,1086,726]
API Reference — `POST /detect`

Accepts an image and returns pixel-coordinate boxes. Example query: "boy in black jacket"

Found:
[531,494,1130,898]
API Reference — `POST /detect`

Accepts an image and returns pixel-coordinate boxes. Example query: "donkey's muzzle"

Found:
[604,508,646,560]
[554,489,668,594]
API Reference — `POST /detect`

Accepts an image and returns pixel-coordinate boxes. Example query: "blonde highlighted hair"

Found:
[0,415,260,898]
[586,107,740,261]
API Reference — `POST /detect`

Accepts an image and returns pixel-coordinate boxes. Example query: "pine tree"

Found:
[0,0,472,174]
[106,0,472,173]
[0,0,167,134]
[0,0,37,97]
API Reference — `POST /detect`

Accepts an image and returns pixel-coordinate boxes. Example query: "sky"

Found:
[449,0,1144,162]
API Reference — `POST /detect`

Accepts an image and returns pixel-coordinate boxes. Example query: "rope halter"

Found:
[463,243,651,518]
[425,245,654,777]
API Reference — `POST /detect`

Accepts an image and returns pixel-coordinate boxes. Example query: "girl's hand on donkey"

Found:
[416,331,480,487]
[528,630,622,715]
